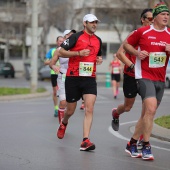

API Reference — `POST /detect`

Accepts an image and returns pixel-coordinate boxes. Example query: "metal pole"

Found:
[31,0,38,93]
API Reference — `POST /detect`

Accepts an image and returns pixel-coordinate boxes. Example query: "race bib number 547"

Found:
[149,52,166,68]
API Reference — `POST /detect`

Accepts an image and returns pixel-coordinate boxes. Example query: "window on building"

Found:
[102,43,107,59]
[10,45,22,59]
[110,43,120,54]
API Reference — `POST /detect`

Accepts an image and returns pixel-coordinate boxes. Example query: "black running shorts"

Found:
[51,74,58,87]
[65,76,97,103]
[111,74,121,82]
[123,73,138,98]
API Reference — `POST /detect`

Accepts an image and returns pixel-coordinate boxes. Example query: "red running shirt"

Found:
[127,25,170,82]
[60,30,102,77]
[111,60,121,74]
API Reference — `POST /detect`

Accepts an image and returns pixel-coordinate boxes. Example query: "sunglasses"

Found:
[145,17,153,21]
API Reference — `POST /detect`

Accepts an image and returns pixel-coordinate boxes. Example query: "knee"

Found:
[146,107,157,117]
[53,91,57,96]
[85,106,94,115]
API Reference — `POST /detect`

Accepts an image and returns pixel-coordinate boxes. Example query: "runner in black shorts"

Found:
[109,53,122,99]
[111,9,153,152]
[56,14,103,152]
[111,8,153,132]
[44,36,64,117]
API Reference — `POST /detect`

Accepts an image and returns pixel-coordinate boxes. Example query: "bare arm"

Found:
[96,56,103,65]
[44,59,51,65]
[123,40,149,60]
[116,41,133,67]
[49,50,60,73]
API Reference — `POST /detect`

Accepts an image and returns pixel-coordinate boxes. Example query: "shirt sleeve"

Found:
[60,34,77,51]
[127,29,141,47]
[45,49,53,59]
[97,37,102,56]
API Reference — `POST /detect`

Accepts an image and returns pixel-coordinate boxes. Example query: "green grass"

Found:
[154,115,170,129]
[0,87,46,96]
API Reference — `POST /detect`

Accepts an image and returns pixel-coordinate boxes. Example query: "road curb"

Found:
[130,124,170,142]
[0,91,51,101]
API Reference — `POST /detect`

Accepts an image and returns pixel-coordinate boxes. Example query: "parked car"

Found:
[24,58,44,80]
[0,62,15,78]
[38,65,51,80]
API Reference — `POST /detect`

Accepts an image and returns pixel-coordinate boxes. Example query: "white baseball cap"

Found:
[83,14,100,22]
[63,29,76,37]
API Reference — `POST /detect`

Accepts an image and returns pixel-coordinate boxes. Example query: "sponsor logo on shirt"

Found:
[151,41,166,46]
[148,36,156,39]
[63,39,69,46]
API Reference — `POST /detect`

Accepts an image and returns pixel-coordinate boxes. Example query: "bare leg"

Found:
[132,97,157,141]
[52,86,58,108]
[117,97,136,115]
[83,94,96,138]
[62,102,77,124]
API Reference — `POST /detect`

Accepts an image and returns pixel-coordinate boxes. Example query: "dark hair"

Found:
[140,8,153,19]
[56,36,63,41]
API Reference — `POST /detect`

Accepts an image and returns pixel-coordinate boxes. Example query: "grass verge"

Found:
[154,115,170,129]
[0,87,46,96]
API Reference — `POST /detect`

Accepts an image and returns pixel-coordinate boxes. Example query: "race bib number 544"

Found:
[79,62,94,76]
[149,52,166,68]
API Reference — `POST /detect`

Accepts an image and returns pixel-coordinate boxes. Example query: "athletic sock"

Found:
[83,137,88,141]
[55,105,58,110]
[130,138,138,145]
[143,141,150,146]
[113,111,119,118]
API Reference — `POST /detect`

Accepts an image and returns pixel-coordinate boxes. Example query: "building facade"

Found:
[0,0,165,74]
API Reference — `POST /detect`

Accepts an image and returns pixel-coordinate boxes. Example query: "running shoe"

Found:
[111,108,119,131]
[80,139,95,151]
[57,122,67,139]
[142,145,154,160]
[80,103,85,110]
[137,139,143,150]
[125,142,142,158]
[54,109,58,117]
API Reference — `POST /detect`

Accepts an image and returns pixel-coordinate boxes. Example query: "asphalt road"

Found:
[0,76,170,170]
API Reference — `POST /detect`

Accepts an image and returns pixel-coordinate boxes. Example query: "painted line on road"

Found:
[108,120,170,152]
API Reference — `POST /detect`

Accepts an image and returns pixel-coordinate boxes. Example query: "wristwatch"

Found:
[127,63,135,72]
[129,63,135,70]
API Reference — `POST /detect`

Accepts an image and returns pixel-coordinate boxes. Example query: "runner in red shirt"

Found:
[56,14,103,151]
[109,53,122,99]
[111,9,153,148]
[124,2,170,160]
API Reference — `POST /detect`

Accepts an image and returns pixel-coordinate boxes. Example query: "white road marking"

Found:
[108,120,170,152]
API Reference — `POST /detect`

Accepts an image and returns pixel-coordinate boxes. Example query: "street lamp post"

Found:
[31,0,38,93]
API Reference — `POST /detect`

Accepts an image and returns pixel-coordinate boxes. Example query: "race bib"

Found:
[62,74,66,82]
[113,67,119,74]
[79,62,94,76]
[149,52,166,68]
